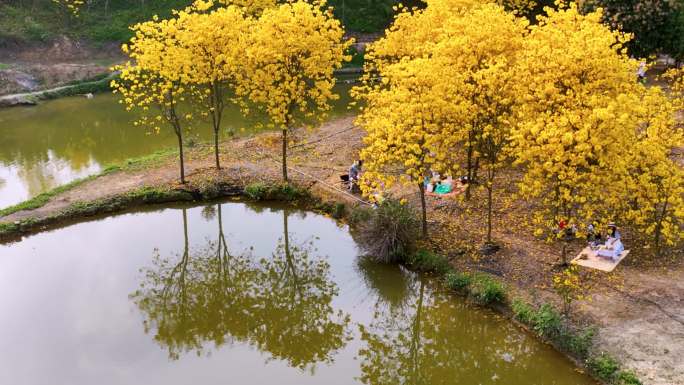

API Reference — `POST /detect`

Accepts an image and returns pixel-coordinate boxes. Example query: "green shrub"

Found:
[277,184,308,201]
[532,303,562,338]
[587,353,620,381]
[243,183,307,202]
[355,199,420,263]
[407,249,452,274]
[511,299,534,324]
[331,203,346,219]
[617,370,642,385]
[348,205,372,225]
[470,273,506,304]
[444,272,472,291]
[244,182,269,200]
[560,327,595,359]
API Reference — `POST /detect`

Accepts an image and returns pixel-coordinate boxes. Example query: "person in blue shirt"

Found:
[348,160,363,191]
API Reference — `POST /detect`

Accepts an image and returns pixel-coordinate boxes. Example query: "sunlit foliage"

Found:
[239,0,352,181]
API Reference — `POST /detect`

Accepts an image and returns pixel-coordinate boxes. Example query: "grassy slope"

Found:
[0,0,422,45]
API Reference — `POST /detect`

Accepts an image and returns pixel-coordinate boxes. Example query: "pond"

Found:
[0,80,354,209]
[0,201,596,385]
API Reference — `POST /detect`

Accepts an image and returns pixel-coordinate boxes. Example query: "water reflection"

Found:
[131,204,350,369]
[0,201,595,385]
[0,80,355,208]
[357,279,562,385]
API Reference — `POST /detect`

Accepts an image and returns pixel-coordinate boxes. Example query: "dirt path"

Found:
[0,115,682,385]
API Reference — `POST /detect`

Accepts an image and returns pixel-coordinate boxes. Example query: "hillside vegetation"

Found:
[0,0,411,46]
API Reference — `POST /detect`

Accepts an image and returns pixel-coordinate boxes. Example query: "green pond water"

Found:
[0,82,354,209]
[0,201,596,385]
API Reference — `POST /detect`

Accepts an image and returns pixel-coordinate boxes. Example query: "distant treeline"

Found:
[1,0,682,60]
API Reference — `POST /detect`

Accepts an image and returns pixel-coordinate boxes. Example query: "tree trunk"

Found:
[176,129,186,184]
[213,124,221,170]
[486,183,493,244]
[561,242,568,266]
[654,200,668,257]
[418,182,427,238]
[472,156,480,184]
[282,128,288,182]
[465,144,473,200]
[211,83,222,170]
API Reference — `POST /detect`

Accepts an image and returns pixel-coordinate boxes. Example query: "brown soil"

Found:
[0,35,123,95]
[0,115,682,385]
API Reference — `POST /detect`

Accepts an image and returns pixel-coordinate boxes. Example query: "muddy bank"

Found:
[0,35,121,96]
[0,72,117,106]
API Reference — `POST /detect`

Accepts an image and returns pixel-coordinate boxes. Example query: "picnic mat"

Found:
[571,246,630,272]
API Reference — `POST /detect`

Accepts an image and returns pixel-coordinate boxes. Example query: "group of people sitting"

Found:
[588,222,625,261]
[343,165,470,198]
[424,171,469,197]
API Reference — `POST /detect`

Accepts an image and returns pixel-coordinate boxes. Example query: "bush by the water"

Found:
[407,249,452,274]
[512,298,535,324]
[588,353,620,381]
[355,199,419,263]
[469,273,506,305]
[587,352,643,384]
[444,271,506,305]
[444,271,472,291]
[559,326,595,359]
[315,201,346,219]
[244,182,308,202]
[513,299,599,360]
[616,370,643,385]
[531,303,563,338]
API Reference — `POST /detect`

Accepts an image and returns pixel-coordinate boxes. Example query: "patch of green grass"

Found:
[511,298,535,324]
[348,204,373,225]
[532,303,563,339]
[0,222,18,233]
[616,370,643,385]
[407,249,452,274]
[587,353,620,382]
[513,300,597,360]
[559,327,595,359]
[469,273,506,305]
[444,271,472,291]
[117,148,176,170]
[41,73,117,99]
[314,201,346,219]
[0,1,191,43]
[0,175,98,218]
[244,182,309,202]
[0,63,10,70]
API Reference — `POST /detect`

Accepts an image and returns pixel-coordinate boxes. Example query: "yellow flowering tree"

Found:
[240,0,351,181]
[618,86,684,255]
[430,3,528,244]
[510,4,641,264]
[664,65,684,111]
[356,58,459,237]
[358,0,529,241]
[173,7,252,170]
[552,265,584,315]
[112,16,196,184]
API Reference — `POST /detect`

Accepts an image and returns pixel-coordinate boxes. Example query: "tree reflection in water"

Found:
[130,204,350,369]
[357,278,539,385]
